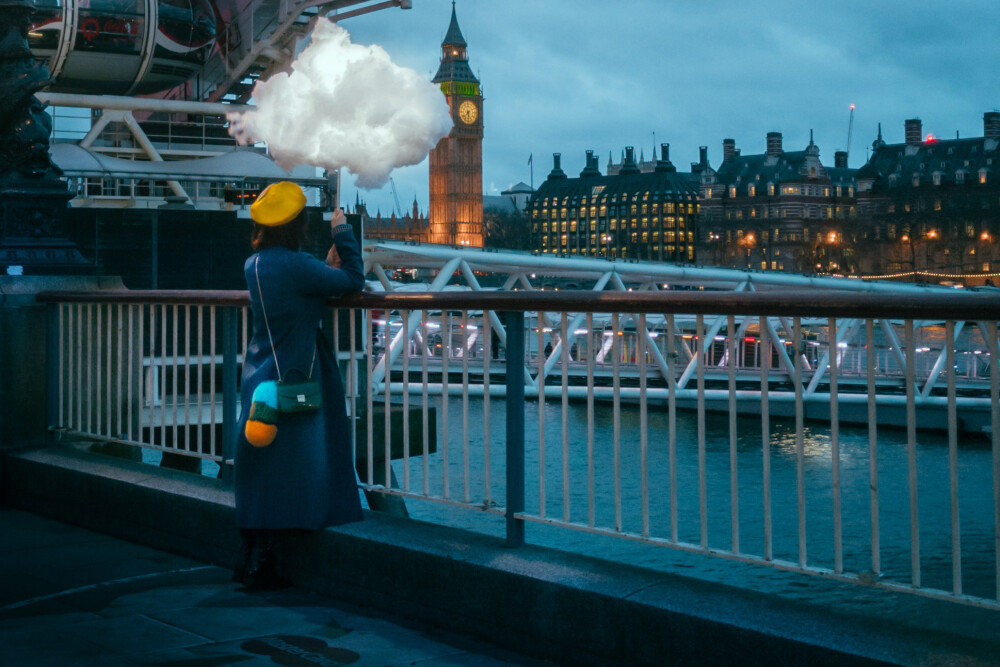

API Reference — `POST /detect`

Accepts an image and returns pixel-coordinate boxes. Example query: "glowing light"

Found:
[849,104,855,110]
[925,133,937,143]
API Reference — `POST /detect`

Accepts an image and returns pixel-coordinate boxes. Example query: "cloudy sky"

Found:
[331,0,1000,215]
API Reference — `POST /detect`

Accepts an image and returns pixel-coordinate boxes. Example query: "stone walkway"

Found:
[0,507,548,666]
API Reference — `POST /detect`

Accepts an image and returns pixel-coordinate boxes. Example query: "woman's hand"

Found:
[326,243,341,268]
[330,207,346,234]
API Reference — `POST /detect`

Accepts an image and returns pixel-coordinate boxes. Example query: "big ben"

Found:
[429,3,483,247]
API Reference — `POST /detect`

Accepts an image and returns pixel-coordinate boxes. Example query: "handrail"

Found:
[36,289,1000,320]
[40,285,1000,609]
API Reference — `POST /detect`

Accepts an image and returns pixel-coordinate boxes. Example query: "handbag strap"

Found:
[254,254,316,381]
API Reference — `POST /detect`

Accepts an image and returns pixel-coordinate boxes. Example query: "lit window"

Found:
[748,185,756,197]
[768,183,775,196]
[980,169,988,184]
[934,200,941,211]
[729,186,737,198]
[933,172,941,186]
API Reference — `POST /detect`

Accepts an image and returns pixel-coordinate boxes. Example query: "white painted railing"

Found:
[39,286,1000,611]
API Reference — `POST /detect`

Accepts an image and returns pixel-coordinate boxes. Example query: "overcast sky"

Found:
[332,0,1000,216]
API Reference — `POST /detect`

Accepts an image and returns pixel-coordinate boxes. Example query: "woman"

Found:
[234,181,365,589]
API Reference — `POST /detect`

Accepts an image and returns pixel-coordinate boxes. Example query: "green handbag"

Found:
[256,255,322,415]
[276,374,322,414]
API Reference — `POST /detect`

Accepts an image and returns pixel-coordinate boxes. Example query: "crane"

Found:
[389,177,403,218]
[845,104,855,161]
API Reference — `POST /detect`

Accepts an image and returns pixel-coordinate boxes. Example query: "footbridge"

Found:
[364,241,1000,434]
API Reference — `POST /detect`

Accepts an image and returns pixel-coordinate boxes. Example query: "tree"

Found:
[483,209,532,250]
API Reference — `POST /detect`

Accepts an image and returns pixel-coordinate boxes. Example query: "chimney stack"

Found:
[699,146,708,166]
[580,149,601,177]
[655,143,676,173]
[620,146,640,175]
[834,151,848,168]
[547,153,567,181]
[905,118,922,145]
[722,138,736,161]
[985,111,1000,140]
[766,131,783,156]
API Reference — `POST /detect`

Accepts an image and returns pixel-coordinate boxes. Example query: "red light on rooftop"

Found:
[850,104,855,110]
[925,133,937,143]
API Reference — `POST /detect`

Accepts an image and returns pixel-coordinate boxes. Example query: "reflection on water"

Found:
[392,395,999,639]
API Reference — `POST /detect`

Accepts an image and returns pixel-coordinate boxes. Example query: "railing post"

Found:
[45,302,59,444]
[505,310,525,547]
[220,307,238,484]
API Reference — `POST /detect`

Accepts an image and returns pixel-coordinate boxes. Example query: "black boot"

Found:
[243,531,288,590]
[232,532,254,584]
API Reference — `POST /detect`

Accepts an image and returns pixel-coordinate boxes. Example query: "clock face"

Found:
[458,100,478,124]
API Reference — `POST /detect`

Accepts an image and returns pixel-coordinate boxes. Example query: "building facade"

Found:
[529,146,700,262]
[428,4,484,247]
[699,132,858,274]
[852,114,1000,282]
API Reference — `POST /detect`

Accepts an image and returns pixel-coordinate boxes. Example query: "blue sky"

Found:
[331,0,1000,216]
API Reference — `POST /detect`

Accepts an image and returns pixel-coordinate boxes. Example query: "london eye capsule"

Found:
[27,0,222,95]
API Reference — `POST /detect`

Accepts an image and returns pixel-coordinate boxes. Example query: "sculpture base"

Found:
[0,174,88,275]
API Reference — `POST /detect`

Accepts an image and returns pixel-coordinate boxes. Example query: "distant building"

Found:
[359,196,430,243]
[428,4,484,247]
[852,113,1000,282]
[529,146,700,262]
[700,131,858,273]
[485,182,533,215]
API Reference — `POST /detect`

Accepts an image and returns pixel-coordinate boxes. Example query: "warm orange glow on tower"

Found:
[428,4,483,247]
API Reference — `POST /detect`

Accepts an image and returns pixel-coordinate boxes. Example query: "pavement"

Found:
[0,507,550,667]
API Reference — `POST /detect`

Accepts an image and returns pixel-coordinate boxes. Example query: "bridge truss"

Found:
[363,241,999,433]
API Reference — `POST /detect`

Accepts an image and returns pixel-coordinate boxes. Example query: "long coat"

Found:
[235,225,365,530]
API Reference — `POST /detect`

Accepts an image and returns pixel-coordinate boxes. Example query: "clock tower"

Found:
[429,3,483,247]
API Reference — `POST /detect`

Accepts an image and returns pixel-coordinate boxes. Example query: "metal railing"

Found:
[38,287,1000,610]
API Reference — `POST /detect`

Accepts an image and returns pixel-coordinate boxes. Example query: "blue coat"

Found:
[236,225,365,530]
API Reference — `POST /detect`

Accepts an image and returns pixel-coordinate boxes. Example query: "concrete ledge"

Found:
[3,446,997,666]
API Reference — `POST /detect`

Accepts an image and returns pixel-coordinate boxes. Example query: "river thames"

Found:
[388,394,998,639]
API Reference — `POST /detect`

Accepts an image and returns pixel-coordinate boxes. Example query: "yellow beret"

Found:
[251,181,307,226]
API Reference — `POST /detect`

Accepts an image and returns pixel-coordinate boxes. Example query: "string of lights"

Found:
[824,269,1000,281]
